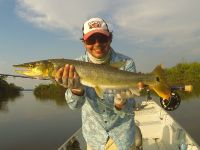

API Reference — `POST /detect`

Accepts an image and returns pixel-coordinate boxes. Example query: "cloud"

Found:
[15,0,200,71]
[112,0,200,70]
[15,0,200,45]
[16,0,110,38]
[113,0,200,47]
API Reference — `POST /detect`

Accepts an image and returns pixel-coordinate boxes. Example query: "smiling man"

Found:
[55,17,138,150]
[82,18,111,60]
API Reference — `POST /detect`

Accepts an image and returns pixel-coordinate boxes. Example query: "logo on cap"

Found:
[88,21,102,29]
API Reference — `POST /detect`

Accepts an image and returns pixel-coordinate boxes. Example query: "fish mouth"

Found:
[14,68,33,75]
[13,65,42,77]
[13,63,32,68]
[15,69,40,77]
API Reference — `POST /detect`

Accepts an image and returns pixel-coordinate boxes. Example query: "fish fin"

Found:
[149,83,171,100]
[150,65,171,100]
[152,64,166,82]
[109,61,126,69]
[94,86,104,99]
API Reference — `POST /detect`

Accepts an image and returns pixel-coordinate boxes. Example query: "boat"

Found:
[58,99,200,150]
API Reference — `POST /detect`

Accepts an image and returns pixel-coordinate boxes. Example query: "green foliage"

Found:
[0,78,22,97]
[165,62,200,84]
[33,83,67,106]
[0,78,23,111]
[0,75,7,80]
[164,62,200,99]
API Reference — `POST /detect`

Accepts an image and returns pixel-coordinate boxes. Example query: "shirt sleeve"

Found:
[65,88,86,110]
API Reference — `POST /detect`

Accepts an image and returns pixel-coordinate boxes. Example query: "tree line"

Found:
[0,76,23,97]
[165,62,200,98]
[0,76,23,110]
[33,83,67,106]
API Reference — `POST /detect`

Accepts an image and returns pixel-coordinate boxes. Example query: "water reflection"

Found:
[0,88,199,149]
[33,83,67,106]
[34,94,67,106]
[0,93,23,111]
[0,92,81,150]
[0,78,23,111]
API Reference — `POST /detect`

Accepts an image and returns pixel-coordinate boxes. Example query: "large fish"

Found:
[13,59,171,100]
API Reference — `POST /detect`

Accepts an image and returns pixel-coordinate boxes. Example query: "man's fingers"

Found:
[63,64,70,78]
[55,64,82,89]
[74,77,82,88]
[74,70,80,78]
[55,67,64,83]
[68,78,74,88]
[137,82,145,90]
[56,67,64,78]
[67,65,75,88]
[69,65,75,78]
[62,64,70,87]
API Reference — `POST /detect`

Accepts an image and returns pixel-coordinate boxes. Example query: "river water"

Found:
[0,91,199,150]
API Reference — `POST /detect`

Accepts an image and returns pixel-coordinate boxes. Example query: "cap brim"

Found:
[83,29,110,40]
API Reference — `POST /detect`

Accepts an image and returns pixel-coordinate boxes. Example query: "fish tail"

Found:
[150,65,171,100]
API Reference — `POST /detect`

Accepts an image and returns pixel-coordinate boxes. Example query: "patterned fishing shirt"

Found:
[65,49,136,150]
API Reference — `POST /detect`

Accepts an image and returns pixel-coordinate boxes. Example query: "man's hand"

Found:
[55,64,84,96]
[137,82,146,90]
[114,92,127,110]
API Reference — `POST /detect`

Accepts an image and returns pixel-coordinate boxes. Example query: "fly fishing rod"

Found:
[0,73,48,80]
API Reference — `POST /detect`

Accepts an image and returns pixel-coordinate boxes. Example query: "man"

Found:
[55,17,137,150]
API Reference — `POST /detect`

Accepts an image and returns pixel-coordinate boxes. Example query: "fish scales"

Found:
[49,59,156,89]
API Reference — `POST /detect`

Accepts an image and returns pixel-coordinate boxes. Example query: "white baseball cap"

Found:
[82,17,110,40]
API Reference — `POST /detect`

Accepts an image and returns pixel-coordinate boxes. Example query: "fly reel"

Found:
[160,91,181,111]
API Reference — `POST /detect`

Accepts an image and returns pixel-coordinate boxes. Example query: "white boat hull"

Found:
[135,100,199,150]
[58,100,200,150]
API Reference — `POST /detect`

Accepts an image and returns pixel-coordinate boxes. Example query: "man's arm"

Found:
[65,88,86,110]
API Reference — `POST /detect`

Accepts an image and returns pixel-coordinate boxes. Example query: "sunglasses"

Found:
[84,34,109,45]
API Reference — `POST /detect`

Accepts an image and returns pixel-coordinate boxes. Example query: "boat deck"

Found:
[135,100,199,150]
[58,100,200,150]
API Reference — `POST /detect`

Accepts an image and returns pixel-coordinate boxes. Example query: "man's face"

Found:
[83,33,111,59]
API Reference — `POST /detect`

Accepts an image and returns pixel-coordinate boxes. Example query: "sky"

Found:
[0,0,199,88]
